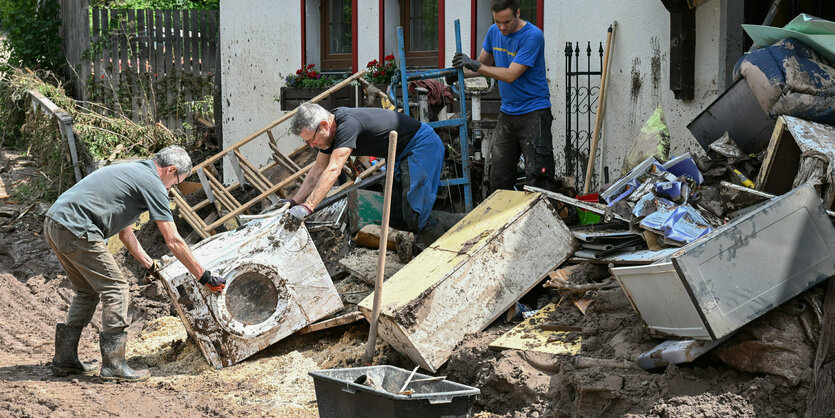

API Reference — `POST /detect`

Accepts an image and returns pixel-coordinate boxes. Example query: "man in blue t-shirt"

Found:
[453,0,556,193]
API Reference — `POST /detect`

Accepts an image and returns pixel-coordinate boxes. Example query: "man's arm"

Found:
[303,147,353,209]
[457,49,529,83]
[156,220,205,279]
[290,151,330,204]
[118,226,153,269]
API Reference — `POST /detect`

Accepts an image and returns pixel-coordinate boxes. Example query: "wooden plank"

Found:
[190,9,200,76]
[172,9,182,73]
[110,10,121,106]
[298,312,365,334]
[126,9,137,69]
[135,9,148,119]
[488,302,582,355]
[181,10,191,73]
[206,11,217,77]
[202,170,241,212]
[199,10,209,85]
[154,10,164,81]
[233,150,273,192]
[163,9,174,128]
[148,9,159,119]
[170,190,211,239]
[91,8,102,100]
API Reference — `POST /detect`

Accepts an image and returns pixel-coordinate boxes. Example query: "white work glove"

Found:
[289,204,313,220]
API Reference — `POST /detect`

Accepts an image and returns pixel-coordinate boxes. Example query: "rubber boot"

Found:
[417,220,447,249]
[98,331,150,383]
[51,323,98,376]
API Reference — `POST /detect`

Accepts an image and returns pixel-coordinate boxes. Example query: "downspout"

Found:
[438,0,445,68]
[470,0,477,56]
[352,0,358,72]
[379,0,385,62]
[300,0,306,67]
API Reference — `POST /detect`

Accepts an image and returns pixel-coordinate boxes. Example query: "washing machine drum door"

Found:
[215,263,290,337]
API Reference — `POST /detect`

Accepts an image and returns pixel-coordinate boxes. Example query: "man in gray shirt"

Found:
[44,145,225,383]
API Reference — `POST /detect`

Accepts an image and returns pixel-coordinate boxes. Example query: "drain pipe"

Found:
[364,130,397,364]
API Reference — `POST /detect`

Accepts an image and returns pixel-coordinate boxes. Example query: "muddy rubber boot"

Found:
[98,331,150,383]
[51,323,98,376]
[417,221,447,249]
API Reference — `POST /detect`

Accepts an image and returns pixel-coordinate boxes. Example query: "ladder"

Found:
[171,71,366,239]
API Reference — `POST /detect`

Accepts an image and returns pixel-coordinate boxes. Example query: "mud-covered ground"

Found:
[0,149,825,416]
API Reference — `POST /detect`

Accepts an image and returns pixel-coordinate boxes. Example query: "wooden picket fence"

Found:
[83,8,218,132]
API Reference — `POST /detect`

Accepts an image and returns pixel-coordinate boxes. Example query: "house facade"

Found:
[219,0,746,188]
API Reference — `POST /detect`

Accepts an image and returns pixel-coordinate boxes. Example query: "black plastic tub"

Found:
[309,365,480,418]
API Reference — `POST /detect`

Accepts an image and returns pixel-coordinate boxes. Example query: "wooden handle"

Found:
[583,23,615,194]
[364,130,398,364]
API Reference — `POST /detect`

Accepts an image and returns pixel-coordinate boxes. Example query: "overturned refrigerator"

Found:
[158,211,344,368]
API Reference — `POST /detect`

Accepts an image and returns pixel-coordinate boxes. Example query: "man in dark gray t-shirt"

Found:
[286,104,447,245]
[44,146,224,383]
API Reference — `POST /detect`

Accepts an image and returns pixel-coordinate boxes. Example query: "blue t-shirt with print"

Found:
[482,21,550,115]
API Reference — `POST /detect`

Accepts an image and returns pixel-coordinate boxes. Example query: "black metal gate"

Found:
[564,41,603,192]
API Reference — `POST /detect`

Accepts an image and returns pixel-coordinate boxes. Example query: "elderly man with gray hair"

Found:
[44,145,225,383]
[286,103,446,245]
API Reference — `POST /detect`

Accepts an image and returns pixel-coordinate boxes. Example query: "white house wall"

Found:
[541,0,728,188]
[221,0,740,189]
[220,1,302,183]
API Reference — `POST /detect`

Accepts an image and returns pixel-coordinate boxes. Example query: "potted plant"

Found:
[279,64,355,111]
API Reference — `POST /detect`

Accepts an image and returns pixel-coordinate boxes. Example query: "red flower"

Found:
[307,63,315,69]
[309,71,318,78]
[385,54,394,61]
[296,69,302,74]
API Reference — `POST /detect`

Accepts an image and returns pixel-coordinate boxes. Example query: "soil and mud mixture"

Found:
[0,149,823,416]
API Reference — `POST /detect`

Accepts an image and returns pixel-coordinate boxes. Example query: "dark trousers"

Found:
[489,108,557,193]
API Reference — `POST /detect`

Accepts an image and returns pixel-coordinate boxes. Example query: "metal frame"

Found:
[388,19,473,211]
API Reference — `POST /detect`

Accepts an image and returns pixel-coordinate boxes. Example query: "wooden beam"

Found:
[298,311,365,334]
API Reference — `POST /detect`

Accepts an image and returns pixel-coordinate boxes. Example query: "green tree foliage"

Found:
[0,0,62,72]
[89,0,218,9]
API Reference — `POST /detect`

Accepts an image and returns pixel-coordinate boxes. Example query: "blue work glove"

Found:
[198,270,226,293]
[453,52,481,72]
[289,203,313,220]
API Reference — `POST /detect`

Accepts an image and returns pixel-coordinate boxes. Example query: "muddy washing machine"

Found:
[158,210,343,368]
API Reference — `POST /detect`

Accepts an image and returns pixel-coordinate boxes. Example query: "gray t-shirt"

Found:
[46,160,173,241]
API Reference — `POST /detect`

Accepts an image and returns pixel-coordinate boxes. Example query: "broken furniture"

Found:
[610,184,835,340]
[357,190,576,372]
[309,365,480,418]
[756,115,835,210]
[158,210,343,368]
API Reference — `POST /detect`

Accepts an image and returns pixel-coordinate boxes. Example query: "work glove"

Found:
[277,198,297,208]
[198,270,226,293]
[289,203,313,220]
[143,259,161,283]
[444,73,458,86]
[452,52,481,72]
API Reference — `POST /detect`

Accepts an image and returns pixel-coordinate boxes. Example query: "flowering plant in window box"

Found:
[364,55,398,84]
[284,63,338,89]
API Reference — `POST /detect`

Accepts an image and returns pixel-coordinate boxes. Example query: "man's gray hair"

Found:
[153,145,192,175]
[290,103,331,135]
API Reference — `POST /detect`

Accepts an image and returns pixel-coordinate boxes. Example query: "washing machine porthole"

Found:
[225,271,281,326]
